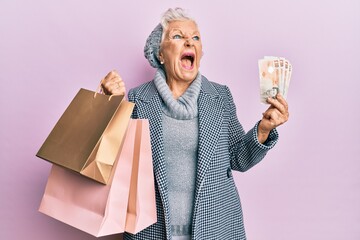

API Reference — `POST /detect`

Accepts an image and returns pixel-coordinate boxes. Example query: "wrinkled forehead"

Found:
[164,20,200,35]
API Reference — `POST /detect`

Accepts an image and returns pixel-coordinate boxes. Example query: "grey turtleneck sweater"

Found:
[154,69,202,238]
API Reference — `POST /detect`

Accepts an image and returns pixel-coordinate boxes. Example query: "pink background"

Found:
[1,0,359,239]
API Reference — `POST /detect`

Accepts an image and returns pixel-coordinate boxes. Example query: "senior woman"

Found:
[101,8,289,240]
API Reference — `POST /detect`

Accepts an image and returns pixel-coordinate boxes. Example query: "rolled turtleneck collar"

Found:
[154,68,202,120]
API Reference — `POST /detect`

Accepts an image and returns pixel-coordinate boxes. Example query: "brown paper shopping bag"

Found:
[39,119,157,237]
[36,88,134,184]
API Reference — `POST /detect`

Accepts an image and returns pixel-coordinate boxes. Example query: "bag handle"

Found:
[93,83,116,101]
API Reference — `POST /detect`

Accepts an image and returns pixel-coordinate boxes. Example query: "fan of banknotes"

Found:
[258,56,292,104]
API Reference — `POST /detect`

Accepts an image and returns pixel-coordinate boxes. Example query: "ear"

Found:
[158,51,164,64]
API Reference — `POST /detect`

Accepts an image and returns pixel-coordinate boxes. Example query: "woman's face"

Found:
[159,20,202,83]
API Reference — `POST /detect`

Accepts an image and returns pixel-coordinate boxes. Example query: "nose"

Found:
[184,36,194,47]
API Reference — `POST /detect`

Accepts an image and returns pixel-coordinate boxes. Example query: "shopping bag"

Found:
[125,119,157,234]
[36,88,134,184]
[39,119,157,237]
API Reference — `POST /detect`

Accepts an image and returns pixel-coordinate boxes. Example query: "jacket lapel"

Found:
[194,78,225,201]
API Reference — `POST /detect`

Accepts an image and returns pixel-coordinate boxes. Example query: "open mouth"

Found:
[180,52,195,70]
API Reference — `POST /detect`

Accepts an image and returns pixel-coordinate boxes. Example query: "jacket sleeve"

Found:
[127,89,138,119]
[226,86,279,172]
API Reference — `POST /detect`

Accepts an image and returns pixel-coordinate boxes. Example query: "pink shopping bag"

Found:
[39,119,157,237]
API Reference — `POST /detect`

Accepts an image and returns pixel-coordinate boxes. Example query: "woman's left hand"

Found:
[257,94,289,143]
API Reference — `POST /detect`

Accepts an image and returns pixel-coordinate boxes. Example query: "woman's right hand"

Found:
[100,70,126,96]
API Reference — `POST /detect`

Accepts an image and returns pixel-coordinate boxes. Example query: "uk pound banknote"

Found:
[259,56,292,103]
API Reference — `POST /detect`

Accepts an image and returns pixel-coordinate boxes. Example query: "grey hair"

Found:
[144,8,197,69]
[160,7,195,30]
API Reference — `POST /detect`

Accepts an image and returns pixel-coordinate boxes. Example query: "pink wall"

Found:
[1,0,359,239]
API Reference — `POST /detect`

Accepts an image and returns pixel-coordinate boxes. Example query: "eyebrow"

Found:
[168,29,200,35]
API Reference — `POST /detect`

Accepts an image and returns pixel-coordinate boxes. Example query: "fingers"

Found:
[263,108,285,123]
[108,82,126,95]
[261,94,290,130]
[263,108,280,125]
[266,94,289,118]
[104,70,121,83]
[101,70,126,95]
[275,94,289,112]
[261,109,286,132]
[104,80,124,93]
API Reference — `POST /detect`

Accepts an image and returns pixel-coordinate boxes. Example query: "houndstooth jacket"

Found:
[124,76,278,240]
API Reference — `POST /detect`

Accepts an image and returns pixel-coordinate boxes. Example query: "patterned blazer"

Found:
[124,76,278,240]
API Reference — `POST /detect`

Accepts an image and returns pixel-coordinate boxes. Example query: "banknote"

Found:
[279,58,285,96]
[259,56,292,103]
[284,61,292,99]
